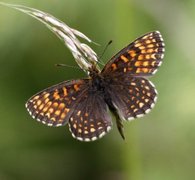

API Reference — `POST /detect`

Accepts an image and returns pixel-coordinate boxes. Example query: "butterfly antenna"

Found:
[97,40,113,66]
[55,63,80,70]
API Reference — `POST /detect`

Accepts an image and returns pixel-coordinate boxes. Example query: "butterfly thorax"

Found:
[89,67,105,92]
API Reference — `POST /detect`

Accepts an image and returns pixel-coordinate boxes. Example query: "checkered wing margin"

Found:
[101,31,165,77]
[25,79,89,127]
[68,93,112,142]
[107,76,157,121]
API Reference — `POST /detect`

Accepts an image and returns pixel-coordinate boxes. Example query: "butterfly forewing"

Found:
[68,93,112,141]
[26,79,89,127]
[101,31,165,77]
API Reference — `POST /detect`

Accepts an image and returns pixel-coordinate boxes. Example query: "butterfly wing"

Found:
[101,31,164,121]
[101,31,165,77]
[106,76,157,121]
[25,79,89,127]
[68,92,112,142]
[26,79,112,141]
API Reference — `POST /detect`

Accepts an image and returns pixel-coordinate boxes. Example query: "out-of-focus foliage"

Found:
[0,0,195,180]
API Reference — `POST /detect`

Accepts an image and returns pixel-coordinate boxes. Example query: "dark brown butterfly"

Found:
[26,31,165,142]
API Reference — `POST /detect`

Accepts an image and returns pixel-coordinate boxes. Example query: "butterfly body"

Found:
[26,31,165,142]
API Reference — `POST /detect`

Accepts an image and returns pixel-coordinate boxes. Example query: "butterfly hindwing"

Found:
[107,76,158,121]
[101,31,165,77]
[68,92,112,141]
[26,79,89,127]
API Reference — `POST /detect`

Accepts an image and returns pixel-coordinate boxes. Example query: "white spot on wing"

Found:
[151,103,155,108]
[136,114,145,118]
[91,136,98,141]
[76,137,83,141]
[84,138,90,142]
[145,108,151,114]
[71,132,76,138]
[152,69,158,74]
[158,61,162,66]
[25,103,28,108]
[127,116,135,121]
[99,131,106,138]
[107,126,112,132]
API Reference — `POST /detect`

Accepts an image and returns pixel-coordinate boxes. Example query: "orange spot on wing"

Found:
[141,49,147,53]
[111,63,117,70]
[33,95,40,100]
[139,46,145,50]
[147,49,154,53]
[65,108,70,113]
[55,110,61,116]
[120,55,129,62]
[146,40,151,44]
[43,106,49,113]
[143,61,149,66]
[61,113,66,119]
[63,88,68,96]
[142,68,149,73]
[135,61,142,67]
[39,104,44,110]
[44,98,50,104]
[53,102,58,108]
[134,43,141,47]
[74,84,80,91]
[138,55,144,60]
[59,103,65,109]
[37,100,42,106]
[53,91,60,100]
[136,68,149,73]
[147,44,154,48]
[146,55,151,59]
[49,108,54,113]
[43,93,50,99]
[128,50,137,57]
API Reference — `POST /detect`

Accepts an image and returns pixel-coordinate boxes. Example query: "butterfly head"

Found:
[88,64,101,78]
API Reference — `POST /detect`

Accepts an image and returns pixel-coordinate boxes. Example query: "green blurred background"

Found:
[0,0,195,179]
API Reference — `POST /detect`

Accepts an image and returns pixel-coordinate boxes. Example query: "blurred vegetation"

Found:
[0,0,195,180]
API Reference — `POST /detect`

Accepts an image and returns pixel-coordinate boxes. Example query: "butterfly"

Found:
[26,31,165,142]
